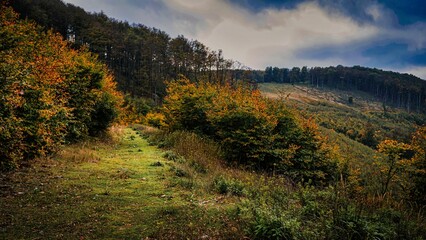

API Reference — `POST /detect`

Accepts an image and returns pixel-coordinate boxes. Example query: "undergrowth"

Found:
[134,124,426,239]
[5,124,422,239]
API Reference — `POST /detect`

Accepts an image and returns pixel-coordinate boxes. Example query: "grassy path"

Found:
[0,127,241,239]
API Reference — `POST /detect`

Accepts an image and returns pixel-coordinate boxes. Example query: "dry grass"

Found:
[260,82,385,111]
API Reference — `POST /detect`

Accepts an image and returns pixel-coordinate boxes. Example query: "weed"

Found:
[162,151,179,161]
[252,210,301,240]
[176,178,195,190]
[189,160,208,174]
[213,176,245,196]
[150,161,164,167]
[58,145,101,163]
[174,168,189,178]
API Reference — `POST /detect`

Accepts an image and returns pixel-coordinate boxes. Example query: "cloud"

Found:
[400,66,426,80]
[62,0,426,75]
[158,1,379,68]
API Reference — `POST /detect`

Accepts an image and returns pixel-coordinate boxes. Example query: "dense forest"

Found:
[10,0,245,103]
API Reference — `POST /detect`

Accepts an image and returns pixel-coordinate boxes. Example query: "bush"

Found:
[146,112,167,128]
[0,6,122,170]
[213,176,245,196]
[161,77,338,184]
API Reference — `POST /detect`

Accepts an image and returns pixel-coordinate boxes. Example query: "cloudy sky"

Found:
[62,0,426,79]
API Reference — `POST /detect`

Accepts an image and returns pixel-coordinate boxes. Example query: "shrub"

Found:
[213,176,245,196]
[161,76,338,184]
[0,6,122,170]
[410,126,426,203]
[146,112,167,128]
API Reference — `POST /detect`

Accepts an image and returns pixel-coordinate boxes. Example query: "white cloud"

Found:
[62,0,425,72]
[159,1,379,69]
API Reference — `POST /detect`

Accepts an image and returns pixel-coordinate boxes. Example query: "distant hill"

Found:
[260,82,426,147]
[257,65,426,113]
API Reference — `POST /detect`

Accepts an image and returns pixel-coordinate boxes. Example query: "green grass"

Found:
[0,127,244,239]
[135,125,426,239]
[2,125,424,239]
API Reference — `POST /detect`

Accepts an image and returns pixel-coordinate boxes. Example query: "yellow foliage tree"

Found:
[376,139,414,196]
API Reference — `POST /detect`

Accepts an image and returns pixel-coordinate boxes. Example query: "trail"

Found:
[0,128,204,239]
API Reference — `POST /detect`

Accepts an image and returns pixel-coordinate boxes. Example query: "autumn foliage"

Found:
[0,6,122,170]
[161,77,338,184]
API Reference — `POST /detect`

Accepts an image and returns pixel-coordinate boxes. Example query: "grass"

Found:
[259,83,426,144]
[1,124,425,239]
[134,125,426,239]
[0,126,245,239]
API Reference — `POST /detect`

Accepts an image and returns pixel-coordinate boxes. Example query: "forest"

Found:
[11,0,244,101]
[1,1,426,239]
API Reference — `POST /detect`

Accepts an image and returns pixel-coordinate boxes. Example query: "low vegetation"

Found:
[136,124,426,239]
[161,77,338,185]
[0,127,245,239]
[260,83,426,147]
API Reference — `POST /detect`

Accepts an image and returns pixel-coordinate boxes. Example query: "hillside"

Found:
[2,125,424,239]
[259,66,426,113]
[2,2,426,239]
[11,0,238,100]
[260,83,426,146]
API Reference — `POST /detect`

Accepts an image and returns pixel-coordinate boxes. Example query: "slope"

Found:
[260,83,426,146]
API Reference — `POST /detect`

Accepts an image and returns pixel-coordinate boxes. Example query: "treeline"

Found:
[261,65,426,112]
[0,6,122,170]
[11,0,245,102]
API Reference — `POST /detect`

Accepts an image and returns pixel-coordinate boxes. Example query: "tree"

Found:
[0,5,122,170]
[410,126,426,203]
[376,140,414,196]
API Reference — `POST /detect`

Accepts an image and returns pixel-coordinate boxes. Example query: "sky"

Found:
[62,0,426,79]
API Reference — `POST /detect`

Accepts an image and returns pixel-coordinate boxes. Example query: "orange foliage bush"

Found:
[161,76,338,184]
[0,6,122,170]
